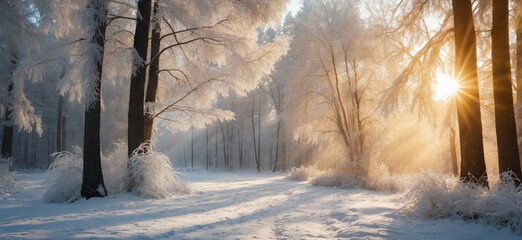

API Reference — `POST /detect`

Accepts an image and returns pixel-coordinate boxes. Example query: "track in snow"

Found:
[0,171,519,239]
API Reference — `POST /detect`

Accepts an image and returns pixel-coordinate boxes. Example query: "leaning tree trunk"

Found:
[144,0,160,142]
[128,0,151,156]
[452,0,488,187]
[492,0,522,182]
[81,0,108,199]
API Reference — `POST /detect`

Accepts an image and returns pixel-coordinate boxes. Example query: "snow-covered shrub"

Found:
[310,171,367,189]
[102,141,128,194]
[286,165,321,181]
[128,142,190,199]
[286,164,415,192]
[43,147,83,203]
[0,157,16,196]
[366,162,416,192]
[399,172,522,233]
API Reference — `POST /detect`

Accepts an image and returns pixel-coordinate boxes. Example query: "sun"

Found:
[434,73,459,100]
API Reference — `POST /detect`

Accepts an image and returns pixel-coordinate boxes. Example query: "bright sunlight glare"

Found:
[434,73,459,100]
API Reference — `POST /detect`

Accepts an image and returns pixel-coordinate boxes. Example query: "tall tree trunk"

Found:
[81,0,108,199]
[514,0,522,173]
[452,0,488,187]
[257,94,261,170]
[128,0,152,156]
[251,95,259,172]
[272,122,280,172]
[492,0,522,181]
[144,0,160,142]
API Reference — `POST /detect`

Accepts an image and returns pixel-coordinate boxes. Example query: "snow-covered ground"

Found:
[0,171,519,239]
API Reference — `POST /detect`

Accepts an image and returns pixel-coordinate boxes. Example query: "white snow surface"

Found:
[1,170,520,239]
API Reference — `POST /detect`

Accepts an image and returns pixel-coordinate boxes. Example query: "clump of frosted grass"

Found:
[399,171,522,234]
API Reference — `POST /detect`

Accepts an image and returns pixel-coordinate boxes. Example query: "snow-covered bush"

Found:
[310,171,367,189]
[102,141,128,194]
[43,147,83,203]
[128,142,190,199]
[286,165,321,181]
[43,141,190,202]
[287,164,415,192]
[399,172,522,233]
[0,157,16,196]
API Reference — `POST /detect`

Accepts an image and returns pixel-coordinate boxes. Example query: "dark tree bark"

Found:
[128,0,151,156]
[144,0,160,142]
[491,0,522,182]
[81,0,108,199]
[452,0,488,187]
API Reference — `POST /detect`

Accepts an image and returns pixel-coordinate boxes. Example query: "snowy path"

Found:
[0,171,519,239]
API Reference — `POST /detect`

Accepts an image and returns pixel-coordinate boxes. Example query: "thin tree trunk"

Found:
[452,0,488,187]
[219,120,227,168]
[206,127,209,170]
[257,94,261,170]
[191,126,194,170]
[251,95,259,172]
[56,95,63,152]
[81,0,108,199]
[128,0,152,156]
[144,0,161,142]
[183,141,187,168]
[491,0,522,182]
[215,126,218,167]
[272,122,280,172]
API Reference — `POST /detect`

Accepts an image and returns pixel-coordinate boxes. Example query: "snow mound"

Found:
[128,142,191,199]
[0,157,16,196]
[43,147,83,203]
[399,172,522,234]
